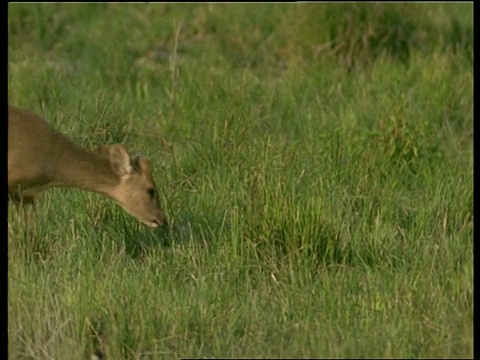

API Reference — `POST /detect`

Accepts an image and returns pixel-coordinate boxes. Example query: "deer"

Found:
[8,106,165,228]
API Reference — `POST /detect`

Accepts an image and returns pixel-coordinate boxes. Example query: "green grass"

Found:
[8,3,472,359]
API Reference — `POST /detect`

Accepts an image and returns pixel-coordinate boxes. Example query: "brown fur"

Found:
[8,106,165,227]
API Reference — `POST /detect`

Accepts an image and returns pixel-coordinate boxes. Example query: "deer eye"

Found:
[147,188,156,198]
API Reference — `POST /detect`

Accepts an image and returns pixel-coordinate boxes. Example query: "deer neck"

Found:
[51,143,121,198]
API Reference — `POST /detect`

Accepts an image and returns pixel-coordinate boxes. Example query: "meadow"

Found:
[8,3,473,359]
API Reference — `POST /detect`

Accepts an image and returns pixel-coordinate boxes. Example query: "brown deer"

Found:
[8,106,165,228]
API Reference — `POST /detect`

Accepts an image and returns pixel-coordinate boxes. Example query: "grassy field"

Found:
[8,3,473,359]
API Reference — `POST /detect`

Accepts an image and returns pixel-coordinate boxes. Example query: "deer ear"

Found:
[108,144,133,177]
[131,153,151,175]
[138,158,151,174]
